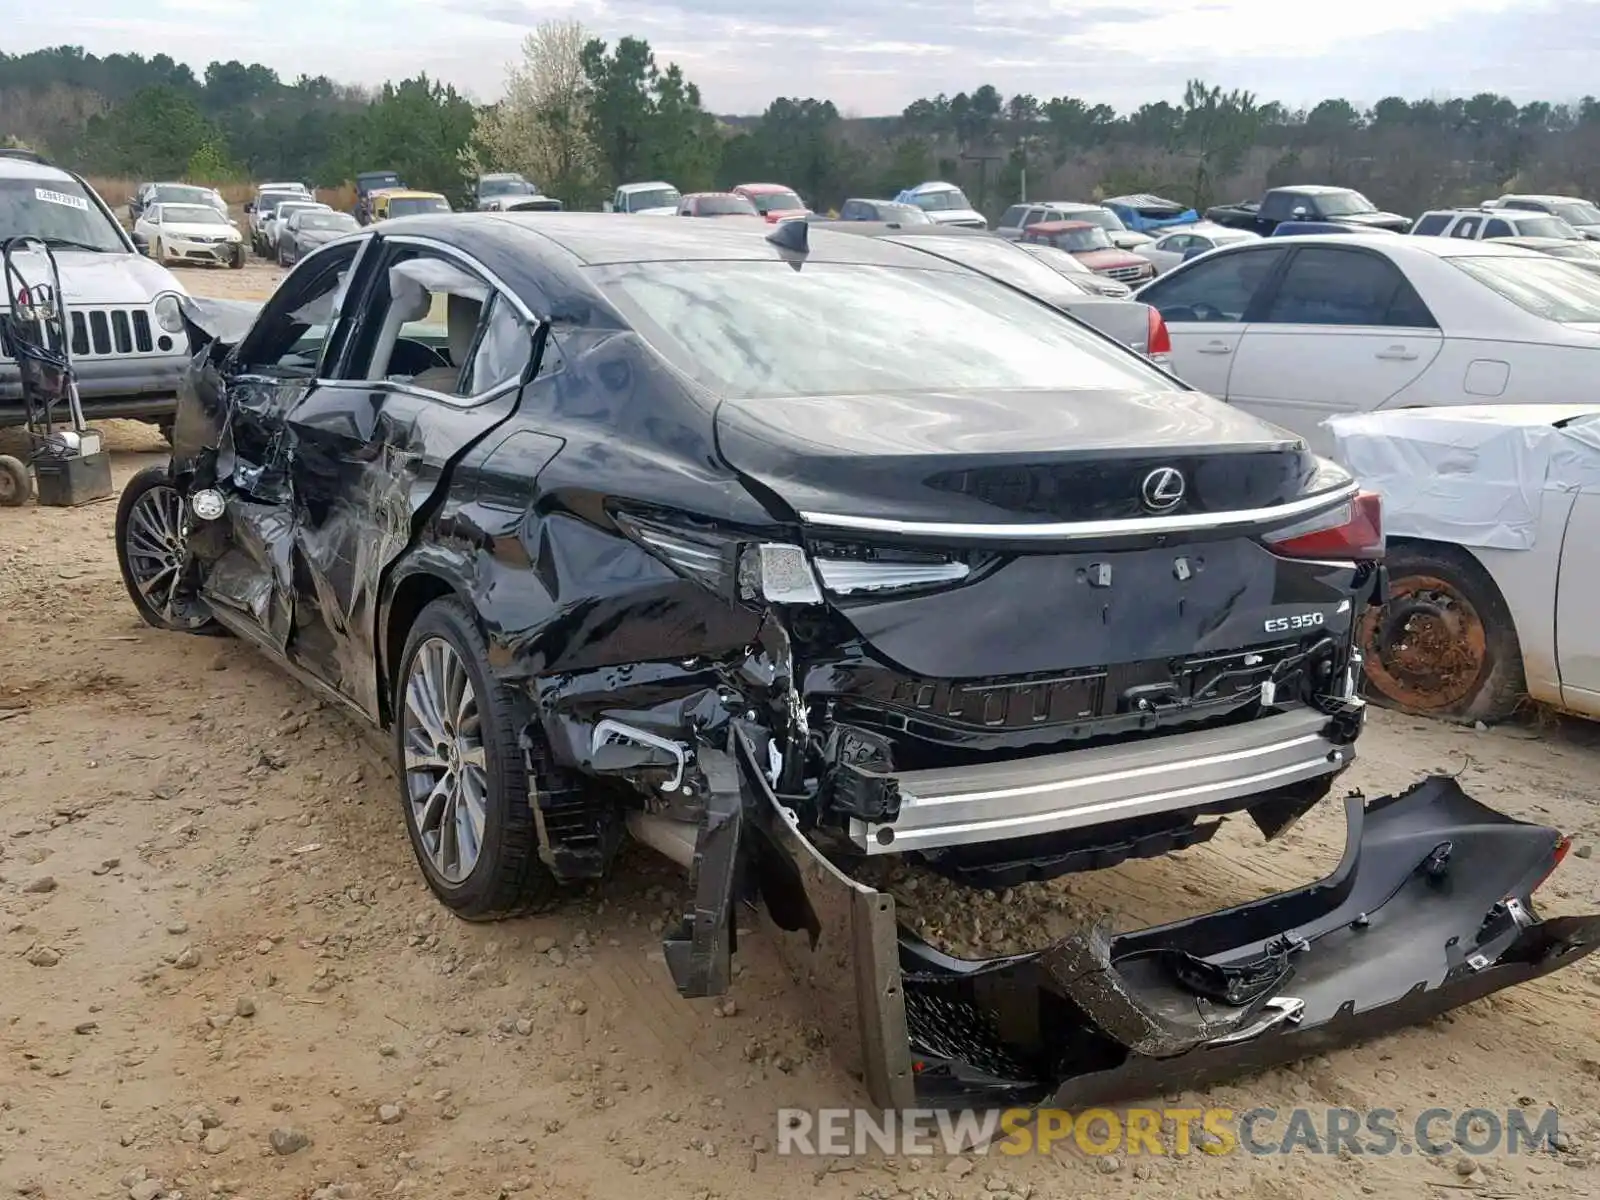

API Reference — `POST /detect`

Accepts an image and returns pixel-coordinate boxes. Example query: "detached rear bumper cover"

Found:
[742,732,1600,1109]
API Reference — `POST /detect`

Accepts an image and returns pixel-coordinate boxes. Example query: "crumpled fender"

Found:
[742,737,1600,1111]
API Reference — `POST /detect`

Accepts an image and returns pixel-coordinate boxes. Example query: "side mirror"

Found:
[601,200,615,213]
[1290,206,1308,219]
[244,203,255,214]
[131,231,150,254]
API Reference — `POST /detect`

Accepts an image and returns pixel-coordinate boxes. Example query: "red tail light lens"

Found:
[1146,307,1172,357]
[1264,491,1384,560]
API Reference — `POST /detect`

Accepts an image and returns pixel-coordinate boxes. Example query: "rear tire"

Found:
[0,454,29,506]
[394,597,563,920]
[1358,542,1524,723]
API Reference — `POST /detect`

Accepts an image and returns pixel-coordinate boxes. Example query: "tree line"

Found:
[4,36,1600,219]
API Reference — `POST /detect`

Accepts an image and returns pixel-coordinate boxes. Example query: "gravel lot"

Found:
[3,258,1600,1199]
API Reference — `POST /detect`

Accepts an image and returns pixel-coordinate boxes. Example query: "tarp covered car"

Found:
[117,215,1600,1112]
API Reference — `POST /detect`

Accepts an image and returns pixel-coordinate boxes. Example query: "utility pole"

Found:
[960,147,1005,212]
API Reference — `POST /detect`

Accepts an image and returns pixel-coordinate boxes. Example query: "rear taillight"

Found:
[1263,491,1384,560]
[1146,307,1171,357]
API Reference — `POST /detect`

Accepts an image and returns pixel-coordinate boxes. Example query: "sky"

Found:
[16,0,1600,115]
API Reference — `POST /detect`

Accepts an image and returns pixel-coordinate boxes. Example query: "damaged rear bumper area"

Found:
[727,733,1599,1109]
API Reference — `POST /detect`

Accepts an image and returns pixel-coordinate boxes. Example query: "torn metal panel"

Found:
[748,741,1600,1110]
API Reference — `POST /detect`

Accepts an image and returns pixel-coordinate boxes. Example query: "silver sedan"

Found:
[1135,224,1262,275]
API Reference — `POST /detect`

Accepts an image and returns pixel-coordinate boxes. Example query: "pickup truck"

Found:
[1205,185,1411,235]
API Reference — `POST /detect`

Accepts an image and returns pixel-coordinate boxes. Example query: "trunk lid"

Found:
[714,387,1317,528]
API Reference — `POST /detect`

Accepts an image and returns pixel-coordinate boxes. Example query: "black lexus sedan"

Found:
[113,212,1594,1110]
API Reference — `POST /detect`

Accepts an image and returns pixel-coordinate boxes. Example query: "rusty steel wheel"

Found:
[1359,544,1524,723]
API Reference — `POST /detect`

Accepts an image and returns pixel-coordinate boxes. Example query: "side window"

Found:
[1412,213,1451,236]
[234,249,360,377]
[1000,205,1028,229]
[1141,248,1285,323]
[1259,191,1298,221]
[1451,216,1482,239]
[342,250,532,399]
[1483,218,1513,239]
[1260,247,1435,328]
[1160,235,1191,254]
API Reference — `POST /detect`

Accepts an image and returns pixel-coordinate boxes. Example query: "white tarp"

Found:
[1326,405,1600,552]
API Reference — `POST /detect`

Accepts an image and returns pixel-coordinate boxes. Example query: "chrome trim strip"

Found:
[799,481,1359,541]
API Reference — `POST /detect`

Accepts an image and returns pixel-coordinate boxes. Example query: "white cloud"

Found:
[14,0,1598,113]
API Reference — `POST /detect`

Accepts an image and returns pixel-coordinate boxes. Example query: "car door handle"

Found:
[1197,341,1232,355]
[1376,346,1418,361]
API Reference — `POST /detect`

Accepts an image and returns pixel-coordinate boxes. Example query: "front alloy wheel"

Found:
[114,465,216,632]
[393,597,561,918]
[402,637,489,883]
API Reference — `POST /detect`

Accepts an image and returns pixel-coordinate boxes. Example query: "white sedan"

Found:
[1133,223,1261,274]
[134,202,245,269]
[1329,404,1600,724]
[1135,235,1600,457]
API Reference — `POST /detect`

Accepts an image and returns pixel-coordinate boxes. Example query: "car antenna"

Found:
[766,218,808,257]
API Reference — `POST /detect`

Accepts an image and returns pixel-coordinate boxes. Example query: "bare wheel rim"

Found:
[124,483,207,627]
[1357,573,1488,711]
[402,637,490,884]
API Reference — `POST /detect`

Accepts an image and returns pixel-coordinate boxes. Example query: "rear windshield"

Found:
[893,235,1081,305]
[908,188,973,213]
[1072,208,1126,233]
[1037,225,1113,252]
[480,177,533,197]
[153,185,217,206]
[162,204,228,225]
[1553,201,1600,227]
[1514,216,1580,240]
[1451,254,1600,323]
[297,211,359,232]
[1315,191,1378,217]
[748,190,803,214]
[626,187,681,211]
[0,178,124,252]
[594,260,1175,399]
[696,195,759,216]
[388,197,451,216]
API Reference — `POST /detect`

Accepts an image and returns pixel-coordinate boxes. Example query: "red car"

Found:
[677,192,761,218]
[731,183,811,223]
[1021,219,1155,284]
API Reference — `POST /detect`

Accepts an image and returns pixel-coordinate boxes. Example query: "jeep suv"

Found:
[0,150,190,435]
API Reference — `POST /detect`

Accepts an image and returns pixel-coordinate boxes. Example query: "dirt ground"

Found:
[3,260,1600,1200]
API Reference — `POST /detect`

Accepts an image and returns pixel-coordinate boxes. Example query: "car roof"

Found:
[1025,220,1095,233]
[1500,193,1577,203]
[734,183,794,194]
[1274,184,1360,194]
[480,172,524,181]
[813,221,994,240]
[904,181,961,194]
[464,211,969,269]
[1229,232,1543,259]
[617,181,675,193]
[382,190,446,200]
[0,156,77,184]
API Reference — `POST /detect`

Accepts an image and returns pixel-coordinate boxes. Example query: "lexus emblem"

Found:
[1141,467,1186,512]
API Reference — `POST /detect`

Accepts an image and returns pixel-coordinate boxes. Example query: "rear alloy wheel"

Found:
[395,597,561,919]
[1358,544,1524,723]
[114,465,218,633]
